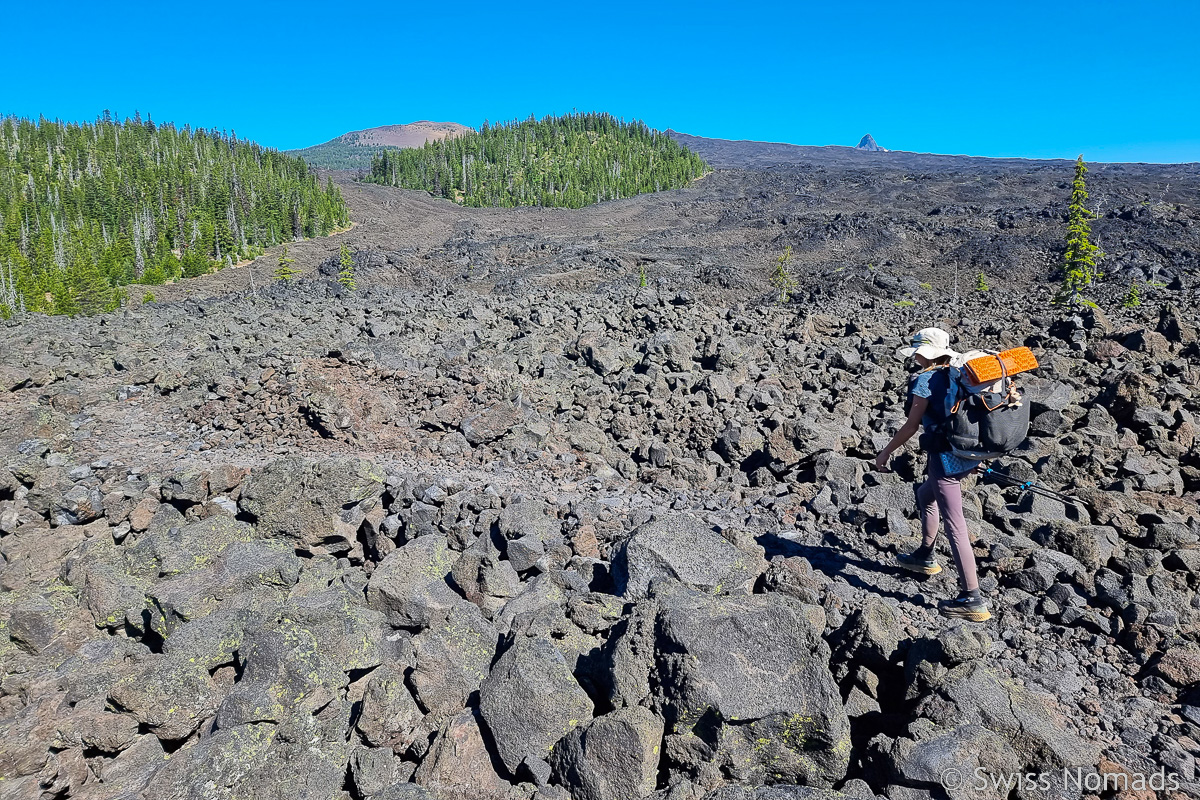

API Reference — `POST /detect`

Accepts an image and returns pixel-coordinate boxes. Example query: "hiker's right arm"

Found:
[875,396,928,471]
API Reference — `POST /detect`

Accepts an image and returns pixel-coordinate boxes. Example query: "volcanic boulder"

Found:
[612,514,767,600]
[478,635,595,775]
[550,705,665,800]
[367,535,462,628]
[649,582,851,787]
[238,457,385,555]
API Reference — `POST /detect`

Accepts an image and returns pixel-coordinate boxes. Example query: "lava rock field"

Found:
[1,143,1199,800]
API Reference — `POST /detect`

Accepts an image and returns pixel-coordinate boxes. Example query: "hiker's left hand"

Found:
[874,451,891,472]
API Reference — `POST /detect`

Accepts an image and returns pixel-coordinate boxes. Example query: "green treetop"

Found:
[274,244,299,282]
[1058,155,1104,304]
[771,245,797,303]
[337,243,356,291]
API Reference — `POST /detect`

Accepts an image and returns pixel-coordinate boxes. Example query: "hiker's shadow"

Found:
[756,532,939,609]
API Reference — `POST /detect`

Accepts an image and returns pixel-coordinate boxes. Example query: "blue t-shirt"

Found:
[910,367,979,476]
[909,367,956,432]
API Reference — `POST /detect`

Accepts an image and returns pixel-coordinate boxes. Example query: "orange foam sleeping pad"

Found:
[964,347,1039,384]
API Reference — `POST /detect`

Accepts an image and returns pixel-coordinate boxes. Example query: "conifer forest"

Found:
[290,136,406,171]
[0,113,349,316]
[364,113,708,208]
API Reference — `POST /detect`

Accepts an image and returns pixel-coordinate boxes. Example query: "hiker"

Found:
[874,327,990,622]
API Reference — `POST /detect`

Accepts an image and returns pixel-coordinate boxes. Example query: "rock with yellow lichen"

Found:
[367,534,462,629]
[646,581,851,788]
[549,705,664,800]
[478,635,594,775]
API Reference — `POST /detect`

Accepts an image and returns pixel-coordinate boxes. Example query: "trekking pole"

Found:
[984,467,1060,498]
[981,466,1089,510]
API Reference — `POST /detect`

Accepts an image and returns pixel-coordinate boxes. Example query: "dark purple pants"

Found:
[918,456,979,592]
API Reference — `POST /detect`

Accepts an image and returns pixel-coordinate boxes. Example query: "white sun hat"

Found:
[897,327,960,360]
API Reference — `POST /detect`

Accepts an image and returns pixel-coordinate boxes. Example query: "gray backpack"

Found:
[943,362,1031,460]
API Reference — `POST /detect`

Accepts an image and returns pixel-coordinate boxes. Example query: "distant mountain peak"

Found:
[857,134,884,152]
[337,121,470,149]
[288,122,472,169]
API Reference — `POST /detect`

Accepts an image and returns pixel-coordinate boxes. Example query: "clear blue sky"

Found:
[7,1,1199,163]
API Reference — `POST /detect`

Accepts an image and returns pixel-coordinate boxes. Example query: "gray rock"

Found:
[705,784,865,800]
[1023,376,1074,414]
[612,513,767,600]
[581,336,635,376]
[915,660,1101,769]
[8,595,59,654]
[162,469,210,504]
[508,534,546,572]
[481,558,523,599]
[461,402,525,445]
[53,483,104,526]
[857,481,916,520]
[367,535,462,628]
[72,708,141,753]
[844,686,881,718]
[875,724,1022,800]
[161,606,255,670]
[831,595,901,674]
[90,734,165,797]
[499,498,561,542]
[215,618,348,729]
[356,663,426,754]
[409,603,499,721]
[350,746,413,798]
[495,573,571,636]
[376,783,436,800]
[478,636,595,775]
[598,603,658,709]
[147,715,351,800]
[652,583,850,786]
[238,457,385,552]
[415,709,526,800]
[282,586,392,672]
[127,515,260,579]
[938,624,992,665]
[550,706,664,800]
[108,653,220,741]
[146,539,301,637]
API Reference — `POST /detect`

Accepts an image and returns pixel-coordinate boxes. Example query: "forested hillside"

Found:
[0,113,349,316]
[290,122,470,170]
[363,112,708,208]
[289,134,405,171]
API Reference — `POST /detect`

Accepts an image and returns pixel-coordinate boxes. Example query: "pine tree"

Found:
[976,271,990,292]
[1058,155,1104,305]
[771,245,797,303]
[181,249,211,278]
[337,243,356,291]
[275,244,299,282]
[1122,281,1141,308]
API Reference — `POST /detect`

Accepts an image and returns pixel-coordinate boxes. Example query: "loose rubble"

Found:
[1,154,1198,800]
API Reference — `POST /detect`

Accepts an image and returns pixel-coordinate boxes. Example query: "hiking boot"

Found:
[938,593,991,622]
[895,551,942,576]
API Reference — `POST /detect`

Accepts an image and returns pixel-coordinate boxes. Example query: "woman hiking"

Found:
[874,327,990,623]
